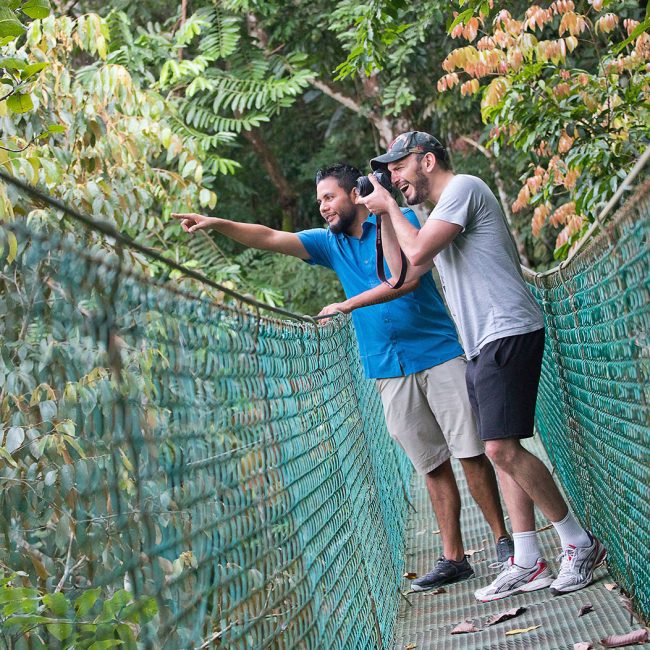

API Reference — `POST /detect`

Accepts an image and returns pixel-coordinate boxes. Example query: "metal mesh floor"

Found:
[393,438,641,649]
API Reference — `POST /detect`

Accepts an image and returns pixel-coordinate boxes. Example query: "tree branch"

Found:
[241,128,299,231]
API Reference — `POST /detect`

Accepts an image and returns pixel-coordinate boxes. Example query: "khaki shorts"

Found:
[376,356,484,475]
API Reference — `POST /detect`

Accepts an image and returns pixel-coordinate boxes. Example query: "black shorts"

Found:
[465,328,545,441]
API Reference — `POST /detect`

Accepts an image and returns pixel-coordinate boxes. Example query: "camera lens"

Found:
[356,176,373,197]
[374,170,392,192]
[355,171,393,197]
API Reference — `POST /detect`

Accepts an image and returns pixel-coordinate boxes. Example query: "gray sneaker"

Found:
[495,536,514,564]
[411,556,474,592]
[550,532,607,596]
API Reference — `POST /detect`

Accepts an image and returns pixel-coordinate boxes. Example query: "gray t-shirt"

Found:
[429,174,543,359]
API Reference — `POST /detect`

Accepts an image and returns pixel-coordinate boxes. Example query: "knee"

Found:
[485,440,519,468]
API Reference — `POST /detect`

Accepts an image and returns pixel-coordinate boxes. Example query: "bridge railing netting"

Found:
[0,173,648,648]
[0,196,412,648]
[525,178,649,620]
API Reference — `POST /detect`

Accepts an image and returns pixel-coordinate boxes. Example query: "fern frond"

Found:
[197,7,240,60]
[181,103,269,133]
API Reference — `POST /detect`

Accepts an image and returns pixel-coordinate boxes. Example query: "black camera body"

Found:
[356,170,392,197]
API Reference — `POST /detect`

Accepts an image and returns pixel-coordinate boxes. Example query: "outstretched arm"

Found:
[171,212,310,259]
[318,277,420,320]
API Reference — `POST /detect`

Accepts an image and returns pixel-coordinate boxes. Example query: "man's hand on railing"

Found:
[317,302,349,324]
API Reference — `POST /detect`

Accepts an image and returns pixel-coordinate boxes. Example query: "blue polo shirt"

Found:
[297,209,463,379]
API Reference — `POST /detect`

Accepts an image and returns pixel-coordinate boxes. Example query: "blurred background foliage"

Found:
[0,0,647,311]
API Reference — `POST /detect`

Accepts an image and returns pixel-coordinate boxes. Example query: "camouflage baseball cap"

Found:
[370,131,447,170]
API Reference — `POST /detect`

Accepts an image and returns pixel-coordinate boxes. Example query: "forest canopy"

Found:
[0,0,648,311]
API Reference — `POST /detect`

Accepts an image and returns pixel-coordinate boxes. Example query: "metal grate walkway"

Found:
[393,438,641,649]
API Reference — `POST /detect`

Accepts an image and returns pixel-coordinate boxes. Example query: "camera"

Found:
[356,170,393,197]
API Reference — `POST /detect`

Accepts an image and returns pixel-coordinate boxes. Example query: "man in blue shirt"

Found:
[172,163,512,591]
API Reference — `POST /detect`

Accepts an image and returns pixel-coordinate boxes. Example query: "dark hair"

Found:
[415,148,451,171]
[315,163,363,193]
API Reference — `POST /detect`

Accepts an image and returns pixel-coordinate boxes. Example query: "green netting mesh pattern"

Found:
[0,217,412,648]
[526,179,650,620]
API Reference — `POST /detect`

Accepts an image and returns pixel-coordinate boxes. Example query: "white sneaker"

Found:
[550,532,607,596]
[474,558,554,602]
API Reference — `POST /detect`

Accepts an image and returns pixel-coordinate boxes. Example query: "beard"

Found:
[404,167,430,205]
[329,203,357,234]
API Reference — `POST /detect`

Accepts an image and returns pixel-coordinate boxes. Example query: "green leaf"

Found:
[6,230,17,263]
[47,124,66,133]
[0,7,24,38]
[43,592,69,617]
[21,61,47,78]
[0,56,26,70]
[0,445,18,467]
[6,92,33,113]
[46,622,73,641]
[0,586,39,604]
[38,399,57,421]
[5,425,24,453]
[21,0,50,19]
[74,587,101,617]
[448,8,473,32]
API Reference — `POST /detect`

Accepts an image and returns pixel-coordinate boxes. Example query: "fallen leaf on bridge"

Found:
[403,572,417,579]
[573,643,593,649]
[604,583,618,591]
[465,547,485,557]
[600,629,648,647]
[486,606,526,626]
[505,625,541,636]
[423,587,446,596]
[451,620,481,634]
[578,603,593,617]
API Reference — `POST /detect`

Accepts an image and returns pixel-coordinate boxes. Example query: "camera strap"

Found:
[375,214,407,289]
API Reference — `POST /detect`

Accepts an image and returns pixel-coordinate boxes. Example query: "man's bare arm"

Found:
[387,209,462,267]
[379,203,434,281]
[171,212,310,259]
[318,278,420,319]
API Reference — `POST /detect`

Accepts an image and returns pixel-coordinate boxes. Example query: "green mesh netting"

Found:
[1,173,648,648]
[525,178,650,620]
[0,206,412,647]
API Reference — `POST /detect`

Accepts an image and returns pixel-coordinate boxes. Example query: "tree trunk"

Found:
[242,129,299,231]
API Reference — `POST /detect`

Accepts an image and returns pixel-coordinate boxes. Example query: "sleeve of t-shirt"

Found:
[296,228,333,269]
[427,176,475,230]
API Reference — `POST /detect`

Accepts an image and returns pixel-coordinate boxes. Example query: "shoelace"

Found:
[556,548,576,575]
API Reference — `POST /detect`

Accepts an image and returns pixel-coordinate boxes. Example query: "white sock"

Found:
[552,511,590,549]
[513,531,542,568]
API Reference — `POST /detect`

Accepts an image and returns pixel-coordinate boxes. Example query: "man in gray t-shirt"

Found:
[358,131,606,602]
[429,174,543,358]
